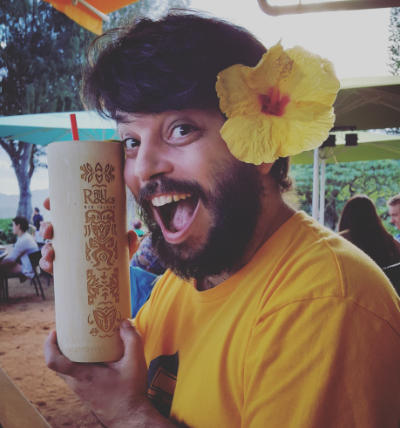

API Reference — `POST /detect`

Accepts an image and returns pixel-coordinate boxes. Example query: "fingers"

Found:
[44,331,101,384]
[44,330,76,376]
[40,242,54,274]
[43,198,50,211]
[128,230,140,259]
[40,222,53,240]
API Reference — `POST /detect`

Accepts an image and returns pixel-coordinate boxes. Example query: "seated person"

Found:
[130,233,166,317]
[0,216,39,279]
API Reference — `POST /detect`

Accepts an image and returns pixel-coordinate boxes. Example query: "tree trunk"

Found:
[15,142,34,220]
[0,140,35,220]
[16,174,33,220]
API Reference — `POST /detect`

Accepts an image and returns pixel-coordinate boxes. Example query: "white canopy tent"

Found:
[292,131,400,223]
[297,75,400,223]
[0,111,118,145]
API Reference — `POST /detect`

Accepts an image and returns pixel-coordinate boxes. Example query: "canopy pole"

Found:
[312,148,319,220]
[73,0,110,22]
[319,159,326,225]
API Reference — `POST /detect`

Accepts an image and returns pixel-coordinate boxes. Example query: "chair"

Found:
[0,272,8,302]
[28,251,46,300]
[1,272,27,303]
[383,262,400,296]
[0,251,46,302]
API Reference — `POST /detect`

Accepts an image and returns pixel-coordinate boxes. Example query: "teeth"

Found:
[152,195,172,207]
[152,193,190,207]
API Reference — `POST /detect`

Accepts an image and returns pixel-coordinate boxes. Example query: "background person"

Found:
[40,11,400,427]
[32,207,43,231]
[0,216,38,279]
[133,219,145,238]
[31,207,45,245]
[388,194,400,241]
[338,194,400,269]
[130,233,166,317]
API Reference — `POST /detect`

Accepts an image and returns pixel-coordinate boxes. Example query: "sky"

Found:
[0,1,393,195]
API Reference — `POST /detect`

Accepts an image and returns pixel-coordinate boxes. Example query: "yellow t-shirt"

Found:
[135,211,400,427]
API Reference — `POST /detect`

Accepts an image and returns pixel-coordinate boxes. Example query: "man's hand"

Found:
[44,320,172,427]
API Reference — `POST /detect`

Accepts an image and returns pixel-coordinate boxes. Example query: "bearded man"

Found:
[41,11,400,428]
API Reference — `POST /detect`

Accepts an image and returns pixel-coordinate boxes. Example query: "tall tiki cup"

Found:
[47,140,131,362]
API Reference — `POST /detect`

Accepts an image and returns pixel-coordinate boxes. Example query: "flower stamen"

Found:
[259,87,290,117]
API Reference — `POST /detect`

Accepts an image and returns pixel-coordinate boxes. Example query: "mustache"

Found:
[137,177,208,207]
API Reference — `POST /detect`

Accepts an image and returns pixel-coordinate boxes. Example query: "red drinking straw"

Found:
[69,113,79,141]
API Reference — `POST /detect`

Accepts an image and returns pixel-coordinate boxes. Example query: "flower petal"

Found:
[282,46,340,105]
[220,116,279,164]
[276,108,335,157]
[216,64,259,117]
[216,41,340,165]
[247,42,292,93]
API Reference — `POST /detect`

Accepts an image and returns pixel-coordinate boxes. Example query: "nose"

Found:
[134,137,173,183]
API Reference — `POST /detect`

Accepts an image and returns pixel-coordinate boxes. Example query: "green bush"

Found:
[0,218,15,245]
[291,159,400,233]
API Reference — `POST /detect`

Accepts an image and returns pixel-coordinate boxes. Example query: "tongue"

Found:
[170,199,195,232]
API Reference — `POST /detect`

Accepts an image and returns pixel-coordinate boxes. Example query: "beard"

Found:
[137,160,263,281]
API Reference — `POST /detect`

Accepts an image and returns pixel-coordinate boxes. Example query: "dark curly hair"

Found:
[81,10,292,191]
[12,216,29,232]
[338,195,400,267]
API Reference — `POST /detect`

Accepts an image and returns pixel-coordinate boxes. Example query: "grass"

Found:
[0,218,15,244]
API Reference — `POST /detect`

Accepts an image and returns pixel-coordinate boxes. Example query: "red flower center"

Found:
[259,87,290,117]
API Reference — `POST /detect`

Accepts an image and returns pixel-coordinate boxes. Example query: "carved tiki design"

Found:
[81,161,122,338]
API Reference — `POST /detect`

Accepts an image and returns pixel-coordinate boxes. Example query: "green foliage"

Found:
[0,218,15,244]
[0,0,93,115]
[105,0,190,28]
[0,0,191,219]
[0,0,94,217]
[291,159,400,233]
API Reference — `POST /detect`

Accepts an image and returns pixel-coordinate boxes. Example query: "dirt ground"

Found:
[0,275,103,428]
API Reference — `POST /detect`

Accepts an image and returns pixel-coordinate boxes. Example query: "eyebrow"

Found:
[115,112,132,124]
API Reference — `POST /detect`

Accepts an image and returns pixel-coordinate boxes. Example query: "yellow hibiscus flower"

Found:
[215,42,340,165]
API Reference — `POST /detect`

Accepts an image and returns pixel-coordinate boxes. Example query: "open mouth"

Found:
[151,192,200,242]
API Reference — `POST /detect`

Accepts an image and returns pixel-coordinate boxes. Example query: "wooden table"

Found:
[0,367,51,428]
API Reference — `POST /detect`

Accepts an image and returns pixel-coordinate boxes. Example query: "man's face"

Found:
[389,204,400,230]
[119,109,263,280]
[12,222,20,235]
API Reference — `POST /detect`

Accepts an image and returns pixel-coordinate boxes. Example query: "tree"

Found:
[291,159,400,232]
[0,0,93,218]
[389,7,400,76]
[0,0,189,220]
[105,0,190,28]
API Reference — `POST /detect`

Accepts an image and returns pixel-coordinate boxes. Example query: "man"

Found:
[41,12,400,427]
[31,207,44,244]
[32,207,43,232]
[0,216,38,279]
[388,194,400,241]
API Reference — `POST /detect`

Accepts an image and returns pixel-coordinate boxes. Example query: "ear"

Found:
[256,162,273,175]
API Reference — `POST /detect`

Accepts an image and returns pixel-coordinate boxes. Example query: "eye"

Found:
[170,124,197,139]
[122,137,140,150]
